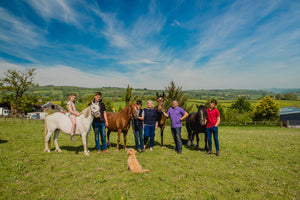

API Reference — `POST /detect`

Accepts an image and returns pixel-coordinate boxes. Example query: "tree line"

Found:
[0,68,285,122]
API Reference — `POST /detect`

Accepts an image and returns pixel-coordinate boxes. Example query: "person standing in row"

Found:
[67,93,81,142]
[140,100,158,151]
[90,92,110,154]
[132,100,145,152]
[163,100,188,154]
[206,99,221,156]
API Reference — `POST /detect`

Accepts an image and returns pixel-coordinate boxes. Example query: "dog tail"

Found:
[141,169,149,173]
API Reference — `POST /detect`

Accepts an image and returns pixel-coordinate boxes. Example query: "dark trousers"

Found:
[134,126,144,150]
[92,122,107,151]
[144,125,155,148]
[206,126,219,151]
[171,127,182,152]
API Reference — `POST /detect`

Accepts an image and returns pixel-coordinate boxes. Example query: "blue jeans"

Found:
[144,125,155,148]
[206,126,219,151]
[92,122,107,151]
[134,126,144,150]
[171,127,182,152]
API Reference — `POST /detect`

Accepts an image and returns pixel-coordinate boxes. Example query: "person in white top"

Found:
[67,93,81,142]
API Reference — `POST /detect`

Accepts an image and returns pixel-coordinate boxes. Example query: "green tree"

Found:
[123,85,132,106]
[252,96,280,121]
[103,99,114,112]
[283,93,297,100]
[164,81,192,113]
[230,96,252,113]
[275,94,282,100]
[0,68,38,113]
[216,103,226,121]
[118,105,123,112]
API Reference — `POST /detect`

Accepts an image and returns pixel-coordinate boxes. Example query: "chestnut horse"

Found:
[185,104,208,151]
[106,103,139,151]
[155,92,167,147]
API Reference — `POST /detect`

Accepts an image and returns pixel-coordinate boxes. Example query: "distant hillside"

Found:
[263,88,300,95]
[26,85,295,101]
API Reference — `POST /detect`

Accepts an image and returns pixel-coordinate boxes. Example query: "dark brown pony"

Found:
[185,104,208,151]
[155,92,167,147]
[106,102,139,151]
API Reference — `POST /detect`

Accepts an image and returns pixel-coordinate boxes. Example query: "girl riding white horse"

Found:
[44,102,100,155]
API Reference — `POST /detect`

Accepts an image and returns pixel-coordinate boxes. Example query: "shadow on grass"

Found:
[107,142,136,150]
[0,140,8,144]
[53,145,94,154]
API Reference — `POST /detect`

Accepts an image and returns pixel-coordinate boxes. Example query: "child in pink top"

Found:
[67,93,81,142]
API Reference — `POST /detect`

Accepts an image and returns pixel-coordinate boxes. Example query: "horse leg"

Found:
[44,129,53,153]
[160,127,164,147]
[191,131,196,146]
[186,129,192,146]
[204,131,209,152]
[116,129,121,151]
[123,131,128,150]
[106,130,111,147]
[82,133,90,156]
[195,133,200,151]
[53,129,62,152]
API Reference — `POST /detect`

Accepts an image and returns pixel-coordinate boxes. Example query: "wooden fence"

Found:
[0,117,44,124]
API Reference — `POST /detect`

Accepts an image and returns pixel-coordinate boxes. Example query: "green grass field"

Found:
[0,123,299,199]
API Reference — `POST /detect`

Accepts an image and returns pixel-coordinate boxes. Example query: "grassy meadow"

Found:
[0,123,299,199]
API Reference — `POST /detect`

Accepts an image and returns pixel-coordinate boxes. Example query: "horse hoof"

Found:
[84,152,90,156]
[124,147,127,151]
[44,149,50,153]
[55,149,62,152]
[115,149,119,152]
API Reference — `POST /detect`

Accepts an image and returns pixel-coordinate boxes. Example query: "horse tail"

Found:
[44,117,51,148]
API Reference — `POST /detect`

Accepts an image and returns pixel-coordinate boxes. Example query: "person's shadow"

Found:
[0,140,8,144]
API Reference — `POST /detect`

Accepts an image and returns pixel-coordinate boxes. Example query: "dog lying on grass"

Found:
[127,148,149,173]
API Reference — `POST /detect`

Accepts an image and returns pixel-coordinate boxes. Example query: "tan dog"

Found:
[127,148,149,173]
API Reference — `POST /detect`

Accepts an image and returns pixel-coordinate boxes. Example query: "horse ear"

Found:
[196,104,199,109]
[163,92,165,98]
[156,92,159,97]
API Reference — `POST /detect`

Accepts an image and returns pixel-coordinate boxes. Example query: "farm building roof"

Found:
[279,107,300,115]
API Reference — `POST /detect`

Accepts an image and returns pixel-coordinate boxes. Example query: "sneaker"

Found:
[97,150,101,154]
[150,147,153,151]
[206,151,212,155]
[138,149,142,153]
[103,150,111,154]
[70,135,75,142]
[216,151,220,156]
[178,151,182,155]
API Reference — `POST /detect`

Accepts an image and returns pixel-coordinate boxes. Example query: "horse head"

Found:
[90,102,101,118]
[156,92,165,113]
[196,104,207,125]
[129,102,139,119]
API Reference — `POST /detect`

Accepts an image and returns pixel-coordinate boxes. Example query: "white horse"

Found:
[44,102,100,155]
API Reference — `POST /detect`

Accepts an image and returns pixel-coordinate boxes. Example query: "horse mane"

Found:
[81,106,90,118]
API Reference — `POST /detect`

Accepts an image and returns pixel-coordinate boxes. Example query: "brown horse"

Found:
[106,102,139,151]
[155,92,167,147]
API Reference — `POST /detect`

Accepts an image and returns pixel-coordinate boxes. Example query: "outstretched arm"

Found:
[180,112,189,121]
[162,111,169,118]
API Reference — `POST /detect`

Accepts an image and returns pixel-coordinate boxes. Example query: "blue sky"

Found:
[0,0,299,90]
